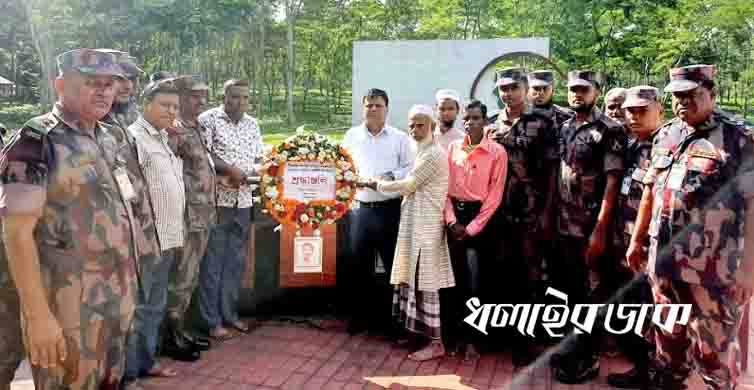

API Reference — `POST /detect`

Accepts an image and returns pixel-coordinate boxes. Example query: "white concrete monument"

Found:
[352,38,550,130]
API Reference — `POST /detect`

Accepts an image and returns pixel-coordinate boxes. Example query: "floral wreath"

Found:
[260,131,357,232]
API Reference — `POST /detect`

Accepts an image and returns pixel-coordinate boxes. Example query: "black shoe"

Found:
[347,319,368,335]
[553,356,600,385]
[182,332,211,351]
[607,366,650,388]
[162,340,201,362]
[512,346,538,367]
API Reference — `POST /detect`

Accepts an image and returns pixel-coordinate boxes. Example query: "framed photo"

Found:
[294,237,323,273]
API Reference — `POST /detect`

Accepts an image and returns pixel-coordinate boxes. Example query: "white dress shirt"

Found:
[342,123,414,202]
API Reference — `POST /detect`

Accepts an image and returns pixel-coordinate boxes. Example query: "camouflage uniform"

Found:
[0,103,139,390]
[167,117,217,319]
[489,69,559,302]
[0,234,23,390]
[554,73,627,304]
[528,70,574,128]
[642,65,754,390]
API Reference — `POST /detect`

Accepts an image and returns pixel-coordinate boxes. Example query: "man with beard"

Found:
[604,87,627,125]
[627,65,754,390]
[434,89,465,151]
[528,70,573,127]
[550,70,627,384]
[164,75,215,356]
[98,49,142,128]
[487,67,559,366]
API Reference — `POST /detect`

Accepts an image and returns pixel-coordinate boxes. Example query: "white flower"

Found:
[308,153,316,160]
[325,219,334,224]
[274,203,285,211]
[265,188,279,199]
[325,207,331,212]
[344,171,355,181]
[263,175,274,184]
[336,174,343,180]
[276,154,286,163]
[300,214,309,223]
[298,147,310,155]
[281,151,289,159]
[317,212,322,218]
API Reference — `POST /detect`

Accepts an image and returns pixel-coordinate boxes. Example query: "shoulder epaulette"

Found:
[554,105,575,116]
[21,114,58,140]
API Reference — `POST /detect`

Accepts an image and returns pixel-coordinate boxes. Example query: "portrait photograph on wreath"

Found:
[0,1,754,390]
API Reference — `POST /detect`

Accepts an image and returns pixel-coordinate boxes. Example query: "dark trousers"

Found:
[442,199,496,349]
[199,207,251,330]
[346,199,401,327]
[551,235,653,367]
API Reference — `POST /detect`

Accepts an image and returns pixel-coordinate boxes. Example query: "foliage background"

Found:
[1,0,752,137]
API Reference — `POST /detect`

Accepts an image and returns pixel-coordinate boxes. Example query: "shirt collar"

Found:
[462,133,494,153]
[51,103,100,136]
[500,104,531,123]
[361,123,389,137]
[135,115,166,138]
[217,106,251,124]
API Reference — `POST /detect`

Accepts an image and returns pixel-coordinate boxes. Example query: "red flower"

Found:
[307,209,315,217]
[268,166,279,176]
[295,203,307,215]
[335,203,346,214]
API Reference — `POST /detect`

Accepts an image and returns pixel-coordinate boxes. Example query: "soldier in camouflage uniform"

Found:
[486,67,559,366]
[627,65,754,390]
[0,49,139,390]
[527,70,574,127]
[164,75,216,354]
[97,49,141,128]
[550,70,627,383]
[0,230,23,390]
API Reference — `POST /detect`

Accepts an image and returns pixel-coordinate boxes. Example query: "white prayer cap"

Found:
[435,89,462,105]
[408,104,435,120]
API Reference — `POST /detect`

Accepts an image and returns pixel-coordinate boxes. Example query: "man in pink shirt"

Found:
[443,100,507,361]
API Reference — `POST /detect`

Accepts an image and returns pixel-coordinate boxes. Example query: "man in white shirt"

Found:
[434,89,466,151]
[342,88,414,335]
[197,79,263,340]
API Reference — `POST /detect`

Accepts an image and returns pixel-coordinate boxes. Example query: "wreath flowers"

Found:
[260,132,357,232]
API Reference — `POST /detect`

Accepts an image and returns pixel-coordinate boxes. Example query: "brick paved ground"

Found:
[134,321,711,390]
[11,320,742,389]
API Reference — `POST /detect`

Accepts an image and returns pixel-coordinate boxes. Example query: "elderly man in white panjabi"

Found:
[364,104,455,361]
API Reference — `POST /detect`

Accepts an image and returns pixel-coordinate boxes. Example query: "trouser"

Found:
[551,235,652,366]
[30,269,136,390]
[198,207,251,330]
[650,276,743,390]
[498,219,543,351]
[345,199,401,327]
[0,278,23,390]
[167,229,211,321]
[442,199,496,349]
[125,248,177,380]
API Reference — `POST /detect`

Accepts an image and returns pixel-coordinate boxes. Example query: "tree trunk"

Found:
[285,3,296,126]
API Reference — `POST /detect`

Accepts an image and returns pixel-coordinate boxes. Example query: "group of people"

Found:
[344,66,754,390]
[0,48,264,390]
[0,45,752,390]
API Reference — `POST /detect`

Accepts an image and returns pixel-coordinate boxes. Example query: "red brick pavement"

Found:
[136,322,711,390]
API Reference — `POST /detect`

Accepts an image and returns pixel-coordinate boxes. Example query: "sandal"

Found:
[230,321,250,334]
[407,342,445,362]
[146,365,178,378]
[209,327,234,341]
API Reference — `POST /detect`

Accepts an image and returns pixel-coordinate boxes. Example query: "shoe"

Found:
[553,356,600,385]
[162,340,201,362]
[607,366,650,388]
[512,346,538,367]
[187,333,211,351]
[346,319,368,335]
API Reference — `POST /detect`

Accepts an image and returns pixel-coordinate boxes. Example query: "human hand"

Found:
[28,311,67,370]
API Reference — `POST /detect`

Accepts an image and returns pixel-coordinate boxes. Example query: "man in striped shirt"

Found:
[124,77,192,388]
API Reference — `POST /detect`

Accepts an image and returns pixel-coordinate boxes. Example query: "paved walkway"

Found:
[10,320,727,389]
